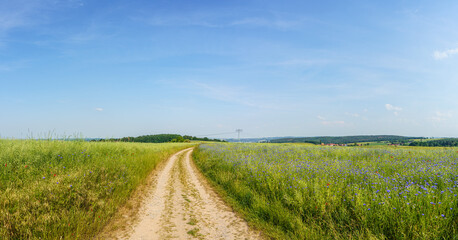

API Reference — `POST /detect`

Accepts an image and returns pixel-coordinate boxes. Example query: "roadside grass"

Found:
[0,139,192,239]
[193,143,458,240]
[187,228,200,237]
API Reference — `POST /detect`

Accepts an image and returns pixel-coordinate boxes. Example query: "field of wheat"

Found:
[0,139,192,239]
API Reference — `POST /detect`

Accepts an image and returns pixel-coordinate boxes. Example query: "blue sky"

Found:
[1,0,458,138]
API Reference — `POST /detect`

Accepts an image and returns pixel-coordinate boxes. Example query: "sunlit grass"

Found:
[193,143,458,239]
[0,139,192,239]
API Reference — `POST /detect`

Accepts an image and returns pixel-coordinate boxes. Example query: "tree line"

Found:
[409,138,458,147]
[271,135,420,144]
[91,134,224,143]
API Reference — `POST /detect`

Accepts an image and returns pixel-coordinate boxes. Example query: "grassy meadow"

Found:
[0,139,193,239]
[193,143,458,240]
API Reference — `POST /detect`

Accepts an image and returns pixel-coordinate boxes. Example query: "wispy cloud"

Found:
[95,108,104,112]
[0,64,11,71]
[137,11,222,28]
[385,104,402,116]
[270,58,330,67]
[65,22,119,44]
[0,60,31,72]
[317,115,345,126]
[317,115,326,120]
[345,112,368,120]
[430,111,452,122]
[0,4,34,33]
[345,112,360,118]
[229,17,304,30]
[433,48,458,60]
[0,1,53,33]
[0,0,84,33]
[385,104,402,111]
[145,16,219,28]
[191,81,278,109]
[139,11,308,31]
[321,120,345,126]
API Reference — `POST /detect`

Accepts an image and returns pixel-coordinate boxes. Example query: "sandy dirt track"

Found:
[115,148,262,240]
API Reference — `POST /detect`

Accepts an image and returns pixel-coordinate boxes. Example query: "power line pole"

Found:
[235,129,243,142]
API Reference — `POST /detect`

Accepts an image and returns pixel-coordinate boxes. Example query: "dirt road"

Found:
[116,148,262,240]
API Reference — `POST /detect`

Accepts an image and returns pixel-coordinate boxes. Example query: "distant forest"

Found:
[271,135,422,144]
[409,138,458,147]
[92,134,224,143]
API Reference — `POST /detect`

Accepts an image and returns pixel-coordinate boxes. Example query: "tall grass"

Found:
[0,139,192,239]
[193,143,458,239]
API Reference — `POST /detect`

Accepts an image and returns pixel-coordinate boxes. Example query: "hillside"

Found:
[92,134,224,143]
[270,135,421,144]
[409,138,458,147]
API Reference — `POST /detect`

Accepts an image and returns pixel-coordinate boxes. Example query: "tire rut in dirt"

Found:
[123,148,262,240]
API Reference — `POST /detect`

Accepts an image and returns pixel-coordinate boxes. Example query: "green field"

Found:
[0,139,193,239]
[193,143,458,239]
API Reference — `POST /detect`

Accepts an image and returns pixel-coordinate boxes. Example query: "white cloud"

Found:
[345,112,360,118]
[95,108,104,112]
[385,104,402,116]
[385,104,402,111]
[433,48,458,60]
[436,111,452,117]
[317,115,326,120]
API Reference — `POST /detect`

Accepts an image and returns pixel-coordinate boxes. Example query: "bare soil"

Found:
[99,148,263,240]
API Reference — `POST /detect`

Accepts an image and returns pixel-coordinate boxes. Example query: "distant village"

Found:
[256,140,405,147]
[320,143,403,147]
